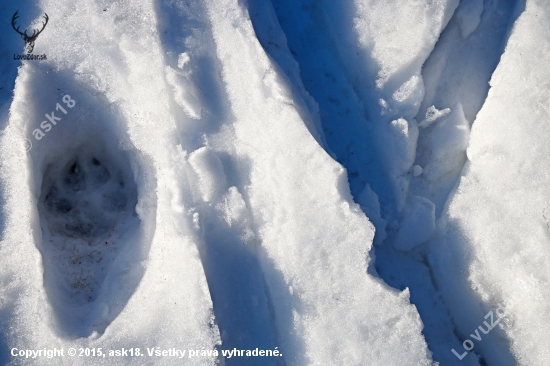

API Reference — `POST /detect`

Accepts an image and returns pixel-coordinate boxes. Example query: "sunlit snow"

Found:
[0,0,546,365]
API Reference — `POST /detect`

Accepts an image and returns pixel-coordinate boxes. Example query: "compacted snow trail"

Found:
[0,0,547,365]
[261,0,526,364]
[263,0,465,364]
[374,0,525,364]
[154,0,281,362]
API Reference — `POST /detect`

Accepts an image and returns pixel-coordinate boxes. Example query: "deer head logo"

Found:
[11,11,49,54]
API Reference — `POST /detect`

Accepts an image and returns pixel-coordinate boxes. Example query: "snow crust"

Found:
[0,0,544,365]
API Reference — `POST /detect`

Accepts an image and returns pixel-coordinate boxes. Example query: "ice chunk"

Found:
[419,105,451,128]
[423,102,470,182]
[177,52,191,69]
[394,196,436,251]
[347,0,459,88]
[188,147,228,203]
[392,73,425,118]
[380,117,419,210]
[165,65,202,119]
[412,165,424,177]
[357,184,388,244]
[389,118,419,173]
[215,186,255,242]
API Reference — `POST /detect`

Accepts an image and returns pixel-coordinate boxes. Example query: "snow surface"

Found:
[0,0,546,365]
[433,0,550,364]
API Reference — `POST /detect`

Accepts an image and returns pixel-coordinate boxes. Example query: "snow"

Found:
[394,196,436,252]
[432,0,550,364]
[357,184,387,245]
[188,147,228,203]
[456,0,484,38]
[412,165,424,177]
[264,0,525,363]
[205,1,432,364]
[0,0,546,365]
[418,106,451,129]
[0,0,220,364]
[422,102,470,183]
[319,0,459,213]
